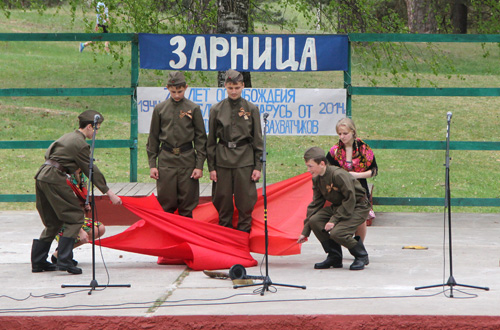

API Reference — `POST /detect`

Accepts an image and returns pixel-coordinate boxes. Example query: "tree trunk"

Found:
[217,0,251,87]
[451,0,467,34]
[405,0,437,33]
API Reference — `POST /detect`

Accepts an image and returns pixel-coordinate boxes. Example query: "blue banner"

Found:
[139,34,348,72]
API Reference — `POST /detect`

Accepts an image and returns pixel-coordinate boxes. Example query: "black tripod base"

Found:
[62,280,131,295]
[234,276,306,296]
[415,275,489,297]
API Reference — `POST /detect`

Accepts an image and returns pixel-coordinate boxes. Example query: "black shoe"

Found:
[57,237,82,275]
[32,261,57,273]
[348,238,369,271]
[314,257,343,269]
[31,239,57,273]
[349,256,369,270]
[314,240,343,269]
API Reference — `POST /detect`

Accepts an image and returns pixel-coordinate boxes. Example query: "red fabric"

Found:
[97,173,313,270]
[249,172,312,255]
[66,176,88,203]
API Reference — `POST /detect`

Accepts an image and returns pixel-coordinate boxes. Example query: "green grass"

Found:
[0,6,499,212]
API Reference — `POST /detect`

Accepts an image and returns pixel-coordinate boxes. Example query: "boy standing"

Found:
[207,69,263,233]
[147,71,207,218]
[297,147,371,270]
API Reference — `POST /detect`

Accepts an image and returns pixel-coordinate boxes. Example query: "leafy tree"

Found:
[3,0,500,87]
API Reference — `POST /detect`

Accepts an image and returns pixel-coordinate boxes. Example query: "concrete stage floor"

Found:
[0,209,499,329]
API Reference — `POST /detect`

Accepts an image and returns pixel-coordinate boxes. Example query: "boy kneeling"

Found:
[297,147,371,270]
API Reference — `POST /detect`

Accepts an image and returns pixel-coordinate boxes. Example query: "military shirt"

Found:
[34,130,109,194]
[302,165,367,237]
[207,97,263,171]
[147,97,207,169]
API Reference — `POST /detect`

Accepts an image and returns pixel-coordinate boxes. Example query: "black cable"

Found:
[0,287,478,314]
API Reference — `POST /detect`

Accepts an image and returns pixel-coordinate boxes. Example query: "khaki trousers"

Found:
[212,166,257,232]
[156,166,199,218]
[36,180,84,242]
[308,199,370,249]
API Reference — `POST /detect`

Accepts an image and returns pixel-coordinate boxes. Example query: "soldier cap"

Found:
[225,69,243,84]
[304,147,325,161]
[167,71,186,86]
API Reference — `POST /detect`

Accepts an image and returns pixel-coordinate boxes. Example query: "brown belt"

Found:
[161,142,193,156]
[44,159,69,173]
[218,139,249,149]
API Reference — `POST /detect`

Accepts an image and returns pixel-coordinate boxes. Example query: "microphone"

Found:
[94,114,101,123]
[263,113,269,119]
[447,112,452,122]
[229,264,266,280]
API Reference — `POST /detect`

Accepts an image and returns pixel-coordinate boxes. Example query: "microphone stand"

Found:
[62,118,130,295]
[233,113,306,295]
[415,112,488,297]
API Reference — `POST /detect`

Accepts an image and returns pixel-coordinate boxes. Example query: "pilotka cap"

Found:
[167,71,186,86]
[225,69,243,83]
[304,146,325,160]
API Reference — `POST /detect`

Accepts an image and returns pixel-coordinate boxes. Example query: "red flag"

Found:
[97,173,313,270]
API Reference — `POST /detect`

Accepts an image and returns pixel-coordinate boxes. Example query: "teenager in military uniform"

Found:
[147,71,207,218]
[207,69,263,233]
[297,147,371,270]
[31,110,122,275]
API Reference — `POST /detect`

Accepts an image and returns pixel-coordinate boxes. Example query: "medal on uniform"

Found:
[326,183,338,192]
[179,109,193,119]
[238,108,250,120]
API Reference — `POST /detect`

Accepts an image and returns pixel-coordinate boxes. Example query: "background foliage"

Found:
[0,2,499,213]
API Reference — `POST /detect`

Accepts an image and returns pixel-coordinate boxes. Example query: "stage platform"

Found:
[0,208,499,329]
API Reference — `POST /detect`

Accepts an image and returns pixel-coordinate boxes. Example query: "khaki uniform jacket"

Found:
[147,98,207,169]
[34,130,109,194]
[207,97,263,171]
[302,165,367,237]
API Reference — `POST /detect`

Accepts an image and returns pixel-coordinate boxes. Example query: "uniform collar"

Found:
[321,165,333,177]
[75,129,86,139]
[171,98,184,105]
[229,97,241,106]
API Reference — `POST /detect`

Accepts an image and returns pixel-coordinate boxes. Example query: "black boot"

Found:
[314,240,343,269]
[51,248,78,266]
[348,238,369,270]
[31,239,57,273]
[57,237,82,275]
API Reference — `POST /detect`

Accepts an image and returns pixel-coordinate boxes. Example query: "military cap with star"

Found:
[225,69,243,83]
[167,71,186,86]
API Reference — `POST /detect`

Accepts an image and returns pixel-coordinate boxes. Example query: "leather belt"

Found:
[161,142,193,155]
[44,159,69,173]
[218,139,249,149]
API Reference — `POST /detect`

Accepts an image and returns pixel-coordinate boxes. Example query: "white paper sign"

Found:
[137,87,346,135]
